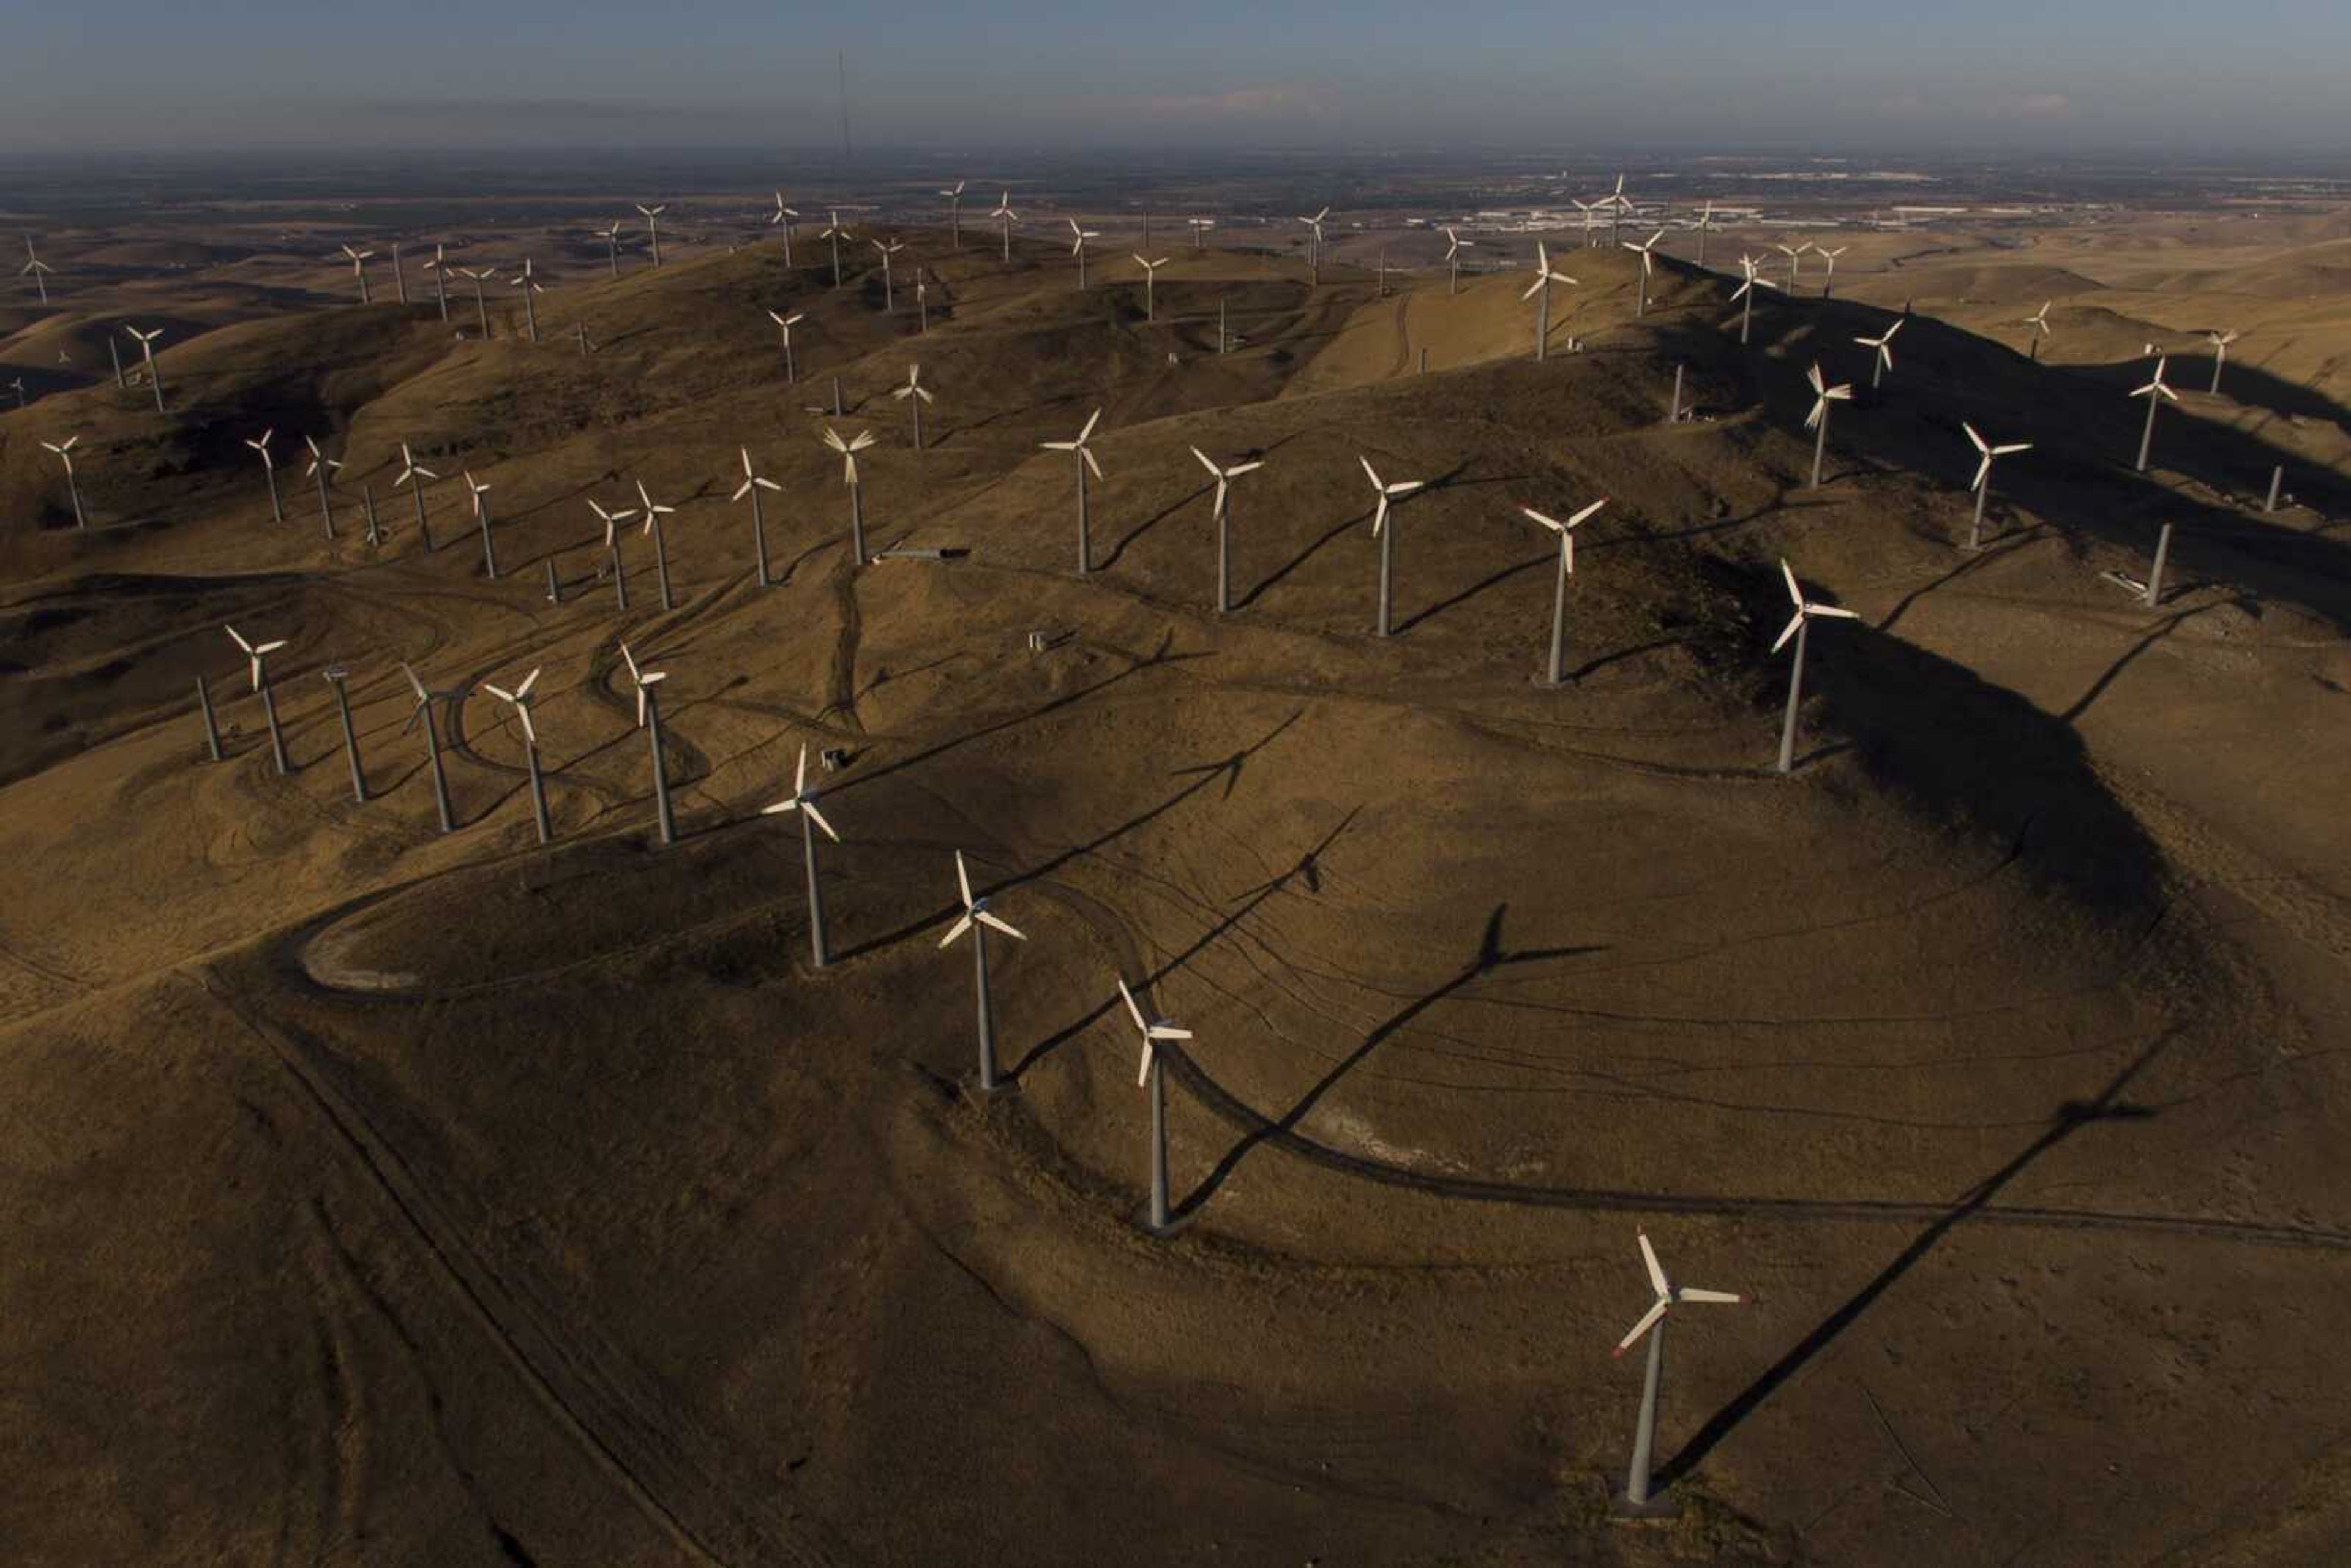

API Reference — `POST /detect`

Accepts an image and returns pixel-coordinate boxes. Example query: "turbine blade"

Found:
[803,801,841,842]
[1149,1024,1191,1040]
[1677,1288,1742,1304]
[977,911,1026,940]
[1613,1299,1670,1357]
[956,849,973,907]
[1118,977,1148,1034]
[1771,609,1805,655]
[940,915,973,948]
[1639,1232,1669,1296]
[1780,559,1803,607]
[795,742,808,796]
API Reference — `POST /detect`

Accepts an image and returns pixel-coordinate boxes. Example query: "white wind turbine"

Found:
[422,241,455,320]
[302,435,342,539]
[1601,172,1635,247]
[41,436,88,530]
[1042,409,1104,576]
[769,193,798,263]
[763,743,842,967]
[1191,445,1265,615]
[394,442,438,552]
[1444,226,1474,295]
[1815,244,1850,299]
[940,179,967,249]
[124,324,166,411]
[1360,455,1427,638]
[463,471,498,578]
[1728,256,1773,345]
[732,446,784,587]
[869,236,905,312]
[1298,205,1330,287]
[455,266,495,338]
[598,220,627,278]
[588,497,636,607]
[1118,976,1193,1231]
[893,362,935,450]
[1856,318,1903,388]
[821,209,848,288]
[337,242,377,304]
[1067,217,1101,290]
[2023,301,2053,363]
[823,427,877,563]
[1520,497,1606,686]
[1571,198,1601,249]
[1962,424,2033,549]
[1803,362,1853,489]
[767,309,806,383]
[483,666,553,844]
[1611,1231,1743,1512]
[942,850,1026,1092]
[509,258,546,342]
[2132,354,2180,473]
[1521,242,1577,362]
[1690,200,1717,267]
[617,642,678,845]
[1773,238,1812,291]
[634,479,680,610]
[21,238,54,304]
[2205,328,2240,395]
[1133,253,1171,321]
[1772,559,1860,773]
[225,624,293,775]
[398,661,459,833]
[1187,216,1216,251]
[991,191,1018,262]
[246,428,283,523]
[1625,228,1667,318]
[635,202,667,267]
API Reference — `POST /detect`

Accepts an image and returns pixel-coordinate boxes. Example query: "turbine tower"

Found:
[770,193,799,263]
[463,471,498,579]
[2131,356,2179,473]
[763,743,841,967]
[941,850,1026,1092]
[484,666,553,844]
[1191,445,1264,615]
[394,443,438,552]
[618,642,677,846]
[891,362,934,451]
[321,664,366,801]
[1612,1231,1742,1513]
[1962,424,2032,550]
[1520,498,1605,687]
[399,662,457,833]
[1360,456,1425,638]
[940,179,967,249]
[821,210,847,288]
[1521,242,1577,362]
[302,435,342,539]
[1690,200,1716,268]
[1803,362,1853,490]
[509,258,546,342]
[1773,560,1859,773]
[1118,977,1193,1232]
[41,437,87,530]
[246,429,282,523]
[1297,206,1329,287]
[225,625,292,774]
[823,427,877,564]
[21,238,54,304]
[1042,410,1104,576]
[732,447,783,587]
[635,480,679,611]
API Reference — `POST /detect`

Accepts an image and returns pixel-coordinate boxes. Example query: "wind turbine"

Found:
[1772,559,1859,773]
[1602,173,1634,247]
[1520,498,1605,686]
[20,238,53,304]
[1067,218,1101,290]
[1773,239,1812,291]
[1571,198,1601,249]
[1803,362,1853,489]
[246,429,283,523]
[1118,977,1193,1231]
[424,241,453,320]
[915,272,933,333]
[8,376,24,410]
[1815,244,1850,299]
[463,471,498,579]
[732,447,783,587]
[509,258,546,342]
[1521,242,1576,362]
[225,625,292,775]
[940,179,967,249]
[2023,301,2053,363]
[765,309,806,384]
[394,443,438,552]
[302,435,342,539]
[821,210,847,288]
[1856,318,1903,388]
[635,479,679,610]
[1360,456,1426,638]
[2132,355,2180,473]
[1611,1231,1742,1512]
[636,203,667,266]
[1691,200,1716,267]
[1191,446,1264,615]
[456,266,495,338]
[1728,257,1772,346]
[1042,410,1104,576]
[321,664,366,801]
[124,324,165,411]
[484,666,553,844]
[1625,228,1667,318]
[617,642,677,845]
[1962,424,2033,550]
[1443,226,1474,295]
[399,662,457,833]
[769,193,798,263]
[823,427,877,564]
[762,743,841,967]
[991,191,1018,262]
[1298,205,1329,287]
[892,362,934,451]
[869,236,904,312]
[941,850,1026,1092]
[389,240,408,303]
[337,242,377,304]
[2205,328,2240,395]
[41,436,86,530]
[590,498,636,607]
[1131,253,1172,321]
[1187,216,1215,251]
[599,220,626,278]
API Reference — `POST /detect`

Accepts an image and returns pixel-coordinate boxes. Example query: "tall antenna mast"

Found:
[838,51,852,159]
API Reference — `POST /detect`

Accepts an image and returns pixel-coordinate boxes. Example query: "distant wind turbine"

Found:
[302,435,342,539]
[1625,228,1667,318]
[1119,976,1193,1232]
[1602,173,1634,247]
[635,480,679,610]
[2023,301,2053,363]
[2131,354,2180,473]
[1612,1231,1742,1513]
[763,743,841,967]
[1298,205,1330,287]
[423,241,453,320]
[599,220,626,279]
[1133,253,1171,321]
[1856,318,1903,388]
[636,203,667,267]
[1191,445,1265,615]
[20,238,53,304]
[1772,560,1860,773]
[1728,257,1773,345]
[1803,362,1853,489]
[483,666,553,844]
[124,324,166,411]
[1773,238,1812,291]
[823,427,877,563]
[1042,409,1104,576]
[509,258,546,342]
[1360,455,1426,639]
[463,471,498,579]
[246,428,283,523]
[455,266,495,338]
[2205,328,2240,395]
[732,446,783,587]
[394,442,438,552]
[821,210,847,288]
[1521,242,1576,362]
[337,242,377,304]
[1961,423,2032,550]
[1444,226,1474,295]
[1521,498,1605,687]
[42,435,87,529]
[1571,198,1601,249]
[1815,244,1850,299]
[770,193,798,263]
[942,850,1026,1093]
[1690,200,1716,267]
[768,309,805,383]
[892,362,934,450]
[225,624,293,775]
[991,191,1018,262]
[399,661,458,833]
[869,235,904,312]
[1067,217,1101,290]
[1187,216,1216,251]
[940,179,967,249]
[617,642,678,845]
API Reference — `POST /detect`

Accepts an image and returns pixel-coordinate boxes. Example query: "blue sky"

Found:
[3,1,2345,156]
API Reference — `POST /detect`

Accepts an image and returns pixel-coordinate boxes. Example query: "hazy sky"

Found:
[3,1,2345,159]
